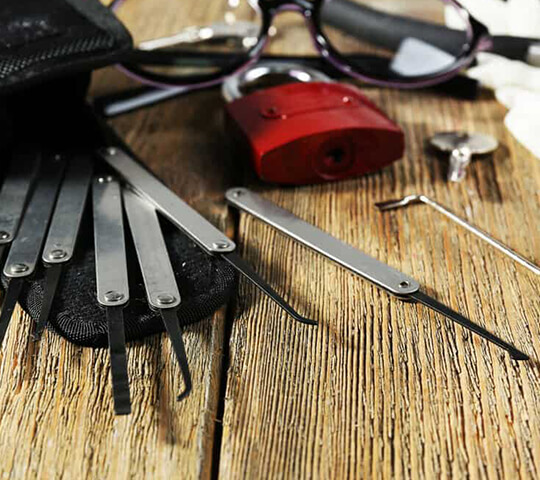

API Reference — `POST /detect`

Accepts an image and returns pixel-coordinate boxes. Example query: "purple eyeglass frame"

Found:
[118,0,492,91]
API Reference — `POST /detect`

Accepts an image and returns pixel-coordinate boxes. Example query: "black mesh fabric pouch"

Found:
[0,0,132,94]
[0,2,237,413]
[5,217,237,348]
[0,89,237,348]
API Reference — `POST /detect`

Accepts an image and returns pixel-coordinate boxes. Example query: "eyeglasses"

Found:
[114,0,491,91]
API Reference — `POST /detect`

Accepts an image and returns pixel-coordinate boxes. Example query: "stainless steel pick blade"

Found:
[410,291,528,361]
[221,251,317,326]
[32,264,63,341]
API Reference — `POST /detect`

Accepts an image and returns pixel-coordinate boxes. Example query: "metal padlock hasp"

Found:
[223,62,404,185]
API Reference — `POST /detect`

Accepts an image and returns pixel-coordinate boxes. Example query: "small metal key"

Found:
[430,132,499,182]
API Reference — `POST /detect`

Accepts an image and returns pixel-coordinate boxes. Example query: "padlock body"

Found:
[225,82,404,184]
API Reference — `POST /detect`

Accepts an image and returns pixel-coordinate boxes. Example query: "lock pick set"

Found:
[0,138,534,414]
[0,144,317,414]
[0,0,537,420]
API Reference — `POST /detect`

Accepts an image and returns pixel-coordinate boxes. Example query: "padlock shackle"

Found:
[221,61,332,102]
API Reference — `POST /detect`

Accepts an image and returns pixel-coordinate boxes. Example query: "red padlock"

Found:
[223,64,404,185]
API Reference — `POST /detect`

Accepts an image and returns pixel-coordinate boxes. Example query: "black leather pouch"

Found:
[0,0,132,94]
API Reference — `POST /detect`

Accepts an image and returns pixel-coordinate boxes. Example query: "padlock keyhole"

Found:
[324,148,345,167]
[314,142,355,180]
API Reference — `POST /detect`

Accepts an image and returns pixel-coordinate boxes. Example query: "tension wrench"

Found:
[225,187,528,361]
[376,194,540,276]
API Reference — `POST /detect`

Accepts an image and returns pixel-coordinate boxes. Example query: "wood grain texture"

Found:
[0,0,538,479]
[0,77,236,478]
[218,89,540,479]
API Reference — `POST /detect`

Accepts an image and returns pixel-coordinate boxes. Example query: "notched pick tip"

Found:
[510,350,529,361]
[177,389,192,402]
[114,405,132,416]
[375,195,422,211]
[296,317,318,326]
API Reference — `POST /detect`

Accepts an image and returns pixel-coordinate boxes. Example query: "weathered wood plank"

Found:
[0,0,253,476]
[0,81,233,480]
[0,0,538,478]
[219,89,540,479]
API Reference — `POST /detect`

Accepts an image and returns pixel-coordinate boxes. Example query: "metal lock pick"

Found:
[0,154,66,346]
[0,148,41,272]
[225,187,528,361]
[430,132,499,182]
[123,188,192,400]
[375,194,540,276]
[98,147,316,327]
[33,154,93,339]
[93,176,131,416]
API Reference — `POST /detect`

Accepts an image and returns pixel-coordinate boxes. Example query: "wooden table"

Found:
[0,1,539,478]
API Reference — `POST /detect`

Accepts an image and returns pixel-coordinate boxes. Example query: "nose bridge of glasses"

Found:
[262,0,320,46]
[264,0,315,16]
[256,0,321,56]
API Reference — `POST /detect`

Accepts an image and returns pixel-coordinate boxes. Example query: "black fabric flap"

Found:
[0,0,132,94]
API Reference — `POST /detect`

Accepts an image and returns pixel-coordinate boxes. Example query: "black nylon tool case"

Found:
[0,0,132,148]
[0,0,238,347]
[0,0,132,94]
